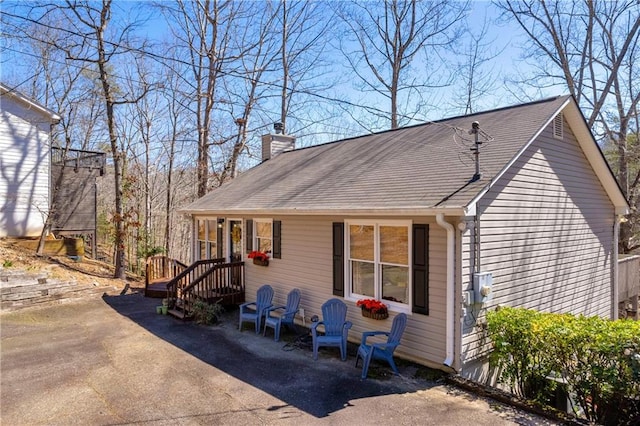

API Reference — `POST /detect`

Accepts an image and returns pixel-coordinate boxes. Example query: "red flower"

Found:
[247,251,269,261]
[356,298,388,314]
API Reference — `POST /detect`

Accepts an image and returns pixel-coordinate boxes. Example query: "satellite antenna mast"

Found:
[469,121,482,182]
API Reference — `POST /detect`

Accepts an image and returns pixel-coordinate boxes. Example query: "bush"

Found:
[487,307,640,424]
[192,300,224,325]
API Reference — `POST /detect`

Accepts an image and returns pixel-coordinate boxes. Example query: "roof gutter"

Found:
[1,84,61,123]
[436,213,455,368]
[179,207,466,217]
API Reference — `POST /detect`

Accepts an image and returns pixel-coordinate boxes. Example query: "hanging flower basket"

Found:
[361,306,389,320]
[248,251,269,266]
[357,299,389,320]
[252,258,269,266]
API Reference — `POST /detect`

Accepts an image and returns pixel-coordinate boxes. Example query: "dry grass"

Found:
[0,238,143,287]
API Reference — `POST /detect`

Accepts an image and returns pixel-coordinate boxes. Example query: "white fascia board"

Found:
[179,206,466,217]
[1,83,61,123]
[562,102,629,214]
[466,97,629,216]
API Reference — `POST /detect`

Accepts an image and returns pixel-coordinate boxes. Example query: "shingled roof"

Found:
[183,95,624,216]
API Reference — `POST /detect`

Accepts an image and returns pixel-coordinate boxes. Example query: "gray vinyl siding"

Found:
[0,98,51,237]
[460,118,615,371]
[242,215,448,368]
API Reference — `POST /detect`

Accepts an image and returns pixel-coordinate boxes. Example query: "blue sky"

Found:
[0,0,564,146]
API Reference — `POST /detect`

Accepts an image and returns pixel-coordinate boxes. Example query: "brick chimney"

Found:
[261,122,295,162]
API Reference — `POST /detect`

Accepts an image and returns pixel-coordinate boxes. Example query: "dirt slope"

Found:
[0,238,143,288]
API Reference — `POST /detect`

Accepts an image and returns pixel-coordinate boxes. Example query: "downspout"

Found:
[613,215,621,320]
[436,213,455,368]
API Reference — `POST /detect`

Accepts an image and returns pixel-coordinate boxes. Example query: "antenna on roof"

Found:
[469,121,482,182]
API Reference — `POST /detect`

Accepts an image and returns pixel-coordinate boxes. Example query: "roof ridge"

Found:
[286,95,569,154]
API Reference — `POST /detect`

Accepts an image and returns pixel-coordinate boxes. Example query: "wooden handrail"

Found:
[145,255,188,291]
[167,259,245,317]
[166,258,225,305]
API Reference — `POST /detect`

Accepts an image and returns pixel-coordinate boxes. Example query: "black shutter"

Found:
[245,219,253,253]
[217,221,223,259]
[412,224,429,315]
[272,220,281,259]
[332,222,345,296]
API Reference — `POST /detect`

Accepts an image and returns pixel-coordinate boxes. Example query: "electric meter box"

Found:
[473,272,493,304]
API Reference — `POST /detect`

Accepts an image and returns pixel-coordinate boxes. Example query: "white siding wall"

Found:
[242,215,449,368]
[0,98,52,237]
[460,118,615,382]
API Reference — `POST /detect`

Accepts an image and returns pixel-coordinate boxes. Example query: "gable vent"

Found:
[553,113,564,139]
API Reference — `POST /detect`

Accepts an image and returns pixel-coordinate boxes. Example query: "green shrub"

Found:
[192,300,224,325]
[486,306,552,401]
[487,306,640,424]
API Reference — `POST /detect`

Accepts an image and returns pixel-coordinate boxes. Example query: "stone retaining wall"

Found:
[0,268,115,311]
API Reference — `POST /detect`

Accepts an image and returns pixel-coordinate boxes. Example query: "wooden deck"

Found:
[146,280,170,298]
[144,256,246,320]
[144,256,187,298]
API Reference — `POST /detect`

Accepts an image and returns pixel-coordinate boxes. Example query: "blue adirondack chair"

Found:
[239,285,274,333]
[263,288,301,341]
[355,313,407,379]
[311,298,352,361]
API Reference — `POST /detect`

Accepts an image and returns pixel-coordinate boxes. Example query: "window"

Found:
[254,219,273,254]
[195,218,218,260]
[347,221,410,310]
[245,219,281,259]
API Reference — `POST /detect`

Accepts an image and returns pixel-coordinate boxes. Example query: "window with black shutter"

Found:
[332,222,345,296]
[245,219,253,253]
[412,224,429,315]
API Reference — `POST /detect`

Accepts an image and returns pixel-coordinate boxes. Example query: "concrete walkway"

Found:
[1,291,557,425]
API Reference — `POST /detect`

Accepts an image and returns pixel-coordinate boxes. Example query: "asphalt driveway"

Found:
[0,290,556,425]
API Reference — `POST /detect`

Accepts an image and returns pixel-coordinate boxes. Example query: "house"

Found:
[0,83,60,238]
[180,95,628,383]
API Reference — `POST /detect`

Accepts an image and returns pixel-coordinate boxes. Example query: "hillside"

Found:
[0,238,144,311]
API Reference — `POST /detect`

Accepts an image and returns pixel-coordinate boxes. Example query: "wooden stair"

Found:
[165,259,246,320]
[167,308,187,320]
[167,297,190,320]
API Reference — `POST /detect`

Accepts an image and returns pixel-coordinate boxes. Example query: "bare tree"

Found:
[160,0,243,197]
[159,70,192,257]
[340,0,468,129]
[275,0,335,134]
[452,13,505,114]
[497,0,640,252]
[27,0,153,278]
[214,1,284,183]
[1,4,107,255]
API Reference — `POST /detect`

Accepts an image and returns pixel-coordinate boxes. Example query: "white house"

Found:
[0,83,60,238]
[180,96,628,383]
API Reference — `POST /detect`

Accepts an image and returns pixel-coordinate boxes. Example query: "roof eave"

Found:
[179,206,466,217]
[562,100,629,214]
[1,83,61,123]
[466,96,629,215]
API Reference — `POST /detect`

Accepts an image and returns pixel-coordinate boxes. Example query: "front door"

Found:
[229,220,243,262]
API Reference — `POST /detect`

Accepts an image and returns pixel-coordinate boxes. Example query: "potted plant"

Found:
[247,250,269,266]
[356,299,389,320]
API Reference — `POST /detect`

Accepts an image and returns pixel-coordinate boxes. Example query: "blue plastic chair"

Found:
[311,298,352,361]
[355,313,407,379]
[239,285,274,333]
[264,288,301,341]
